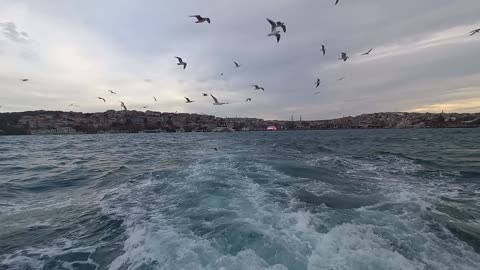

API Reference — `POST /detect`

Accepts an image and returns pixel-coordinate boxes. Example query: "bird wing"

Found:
[185,97,191,102]
[174,56,183,63]
[206,18,211,23]
[275,33,281,43]
[335,0,340,5]
[267,18,277,32]
[210,94,220,103]
[280,24,286,33]
[342,53,346,57]
[189,15,202,20]
[234,61,239,67]
[183,63,187,69]
[153,96,157,101]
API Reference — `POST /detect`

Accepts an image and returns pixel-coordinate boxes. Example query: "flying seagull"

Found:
[202,93,208,97]
[321,45,326,55]
[315,79,321,88]
[153,96,157,101]
[234,61,240,68]
[189,15,211,24]
[220,73,224,76]
[267,18,281,43]
[469,28,480,36]
[252,84,265,91]
[21,78,29,82]
[174,56,187,69]
[210,94,228,105]
[68,103,79,107]
[338,52,349,62]
[120,101,127,111]
[108,89,117,94]
[97,97,106,103]
[338,77,345,81]
[142,106,149,109]
[246,98,252,102]
[335,0,340,5]
[185,97,194,103]
[362,48,373,55]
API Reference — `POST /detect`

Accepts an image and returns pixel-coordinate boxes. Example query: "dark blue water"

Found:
[1,129,480,270]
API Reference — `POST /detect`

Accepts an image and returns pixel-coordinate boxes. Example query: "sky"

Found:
[0,0,480,120]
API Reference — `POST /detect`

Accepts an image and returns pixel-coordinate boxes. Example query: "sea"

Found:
[1,129,479,270]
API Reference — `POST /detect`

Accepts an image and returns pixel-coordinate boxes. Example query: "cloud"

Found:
[0,21,29,42]
[0,0,480,119]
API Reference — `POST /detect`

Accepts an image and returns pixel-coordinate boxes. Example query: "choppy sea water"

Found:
[1,129,480,270]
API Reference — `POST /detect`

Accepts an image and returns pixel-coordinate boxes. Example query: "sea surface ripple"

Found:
[1,129,480,270]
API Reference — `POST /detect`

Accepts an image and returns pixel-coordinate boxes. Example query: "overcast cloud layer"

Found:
[0,0,479,120]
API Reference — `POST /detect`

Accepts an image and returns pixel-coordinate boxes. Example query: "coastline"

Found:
[1,110,479,135]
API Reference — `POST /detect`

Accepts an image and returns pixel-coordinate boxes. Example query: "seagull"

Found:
[338,77,345,81]
[108,89,117,94]
[315,79,321,88]
[252,85,265,91]
[234,61,240,68]
[314,91,321,95]
[211,94,228,105]
[189,15,211,24]
[185,97,194,103]
[97,97,106,103]
[276,21,286,33]
[142,106,149,109]
[469,28,480,36]
[153,96,157,101]
[321,45,326,55]
[120,101,127,111]
[220,73,224,76]
[362,48,373,55]
[21,78,29,82]
[267,18,282,43]
[68,103,79,107]
[202,93,208,97]
[338,52,349,62]
[335,0,340,5]
[174,56,187,69]
[246,98,252,102]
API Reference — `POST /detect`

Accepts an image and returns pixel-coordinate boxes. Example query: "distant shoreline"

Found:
[0,110,479,135]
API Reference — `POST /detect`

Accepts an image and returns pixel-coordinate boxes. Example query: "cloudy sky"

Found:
[1,0,480,120]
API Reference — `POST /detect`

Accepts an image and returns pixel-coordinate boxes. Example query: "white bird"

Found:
[338,52,349,61]
[267,18,281,43]
[174,56,187,69]
[120,101,127,111]
[211,94,228,105]
[252,84,265,91]
[185,97,194,103]
[362,48,373,55]
[189,15,211,24]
